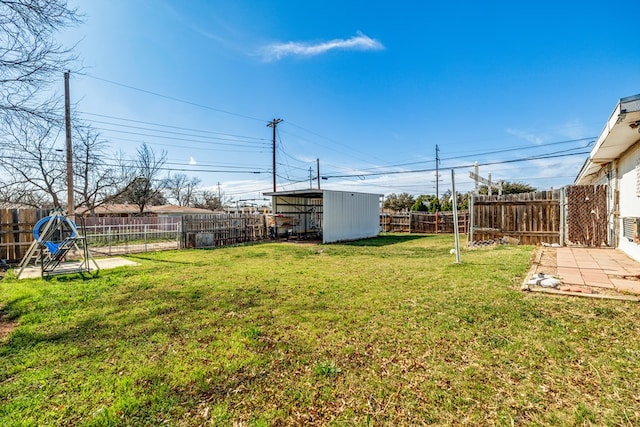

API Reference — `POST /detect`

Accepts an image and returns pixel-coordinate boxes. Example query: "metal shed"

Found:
[264,189,382,243]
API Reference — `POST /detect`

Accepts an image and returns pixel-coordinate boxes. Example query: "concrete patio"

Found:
[529,247,640,297]
[556,247,640,294]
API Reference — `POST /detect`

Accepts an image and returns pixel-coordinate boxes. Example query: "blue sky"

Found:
[61,1,640,201]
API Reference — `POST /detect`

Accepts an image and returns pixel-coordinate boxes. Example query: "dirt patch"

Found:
[0,307,17,341]
[530,247,557,277]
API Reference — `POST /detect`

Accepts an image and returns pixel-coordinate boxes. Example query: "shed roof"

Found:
[576,94,640,183]
[264,189,383,198]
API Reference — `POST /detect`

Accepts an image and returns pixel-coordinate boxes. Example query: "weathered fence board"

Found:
[0,208,48,262]
[380,213,410,233]
[182,214,267,248]
[471,190,562,245]
[411,211,468,234]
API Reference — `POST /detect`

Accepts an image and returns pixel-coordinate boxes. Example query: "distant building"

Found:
[75,204,217,218]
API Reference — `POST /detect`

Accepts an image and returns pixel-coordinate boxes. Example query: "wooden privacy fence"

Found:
[380,211,468,234]
[380,212,410,232]
[181,214,268,248]
[0,208,48,263]
[411,211,469,234]
[470,190,562,245]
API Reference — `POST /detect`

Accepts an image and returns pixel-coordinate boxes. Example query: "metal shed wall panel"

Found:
[322,191,380,243]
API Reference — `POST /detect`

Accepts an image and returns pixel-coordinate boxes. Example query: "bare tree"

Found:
[0,112,65,207]
[165,173,201,206]
[193,190,225,211]
[115,143,168,214]
[0,0,80,122]
[0,1,80,207]
[72,123,132,214]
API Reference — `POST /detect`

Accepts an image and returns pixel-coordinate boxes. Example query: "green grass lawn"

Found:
[1,234,639,426]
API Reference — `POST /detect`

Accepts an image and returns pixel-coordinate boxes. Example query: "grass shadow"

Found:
[337,234,431,247]
[124,253,198,265]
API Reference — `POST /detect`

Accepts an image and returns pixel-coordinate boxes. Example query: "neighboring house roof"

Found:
[576,94,640,184]
[150,205,218,215]
[75,204,217,216]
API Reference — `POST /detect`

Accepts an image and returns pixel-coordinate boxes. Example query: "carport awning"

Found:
[576,94,640,183]
[264,190,324,198]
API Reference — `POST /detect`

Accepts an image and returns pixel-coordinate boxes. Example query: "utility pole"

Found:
[309,167,313,189]
[267,118,283,192]
[474,162,479,194]
[316,158,320,190]
[435,144,440,200]
[64,71,74,220]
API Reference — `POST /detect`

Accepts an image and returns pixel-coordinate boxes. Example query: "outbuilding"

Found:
[575,94,640,261]
[264,189,382,244]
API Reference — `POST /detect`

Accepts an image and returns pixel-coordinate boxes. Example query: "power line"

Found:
[339,137,596,172]
[0,155,268,175]
[89,136,268,154]
[83,119,269,146]
[91,126,269,149]
[78,111,268,141]
[75,72,267,123]
[322,151,590,179]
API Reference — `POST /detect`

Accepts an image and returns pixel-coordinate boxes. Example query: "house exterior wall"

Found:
[617,141,640,261]
[322,190,380,243]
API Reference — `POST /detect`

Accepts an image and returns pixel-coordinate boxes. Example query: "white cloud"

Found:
[189,156,197,165]
[261,31,384,61]
[506,128,545,145]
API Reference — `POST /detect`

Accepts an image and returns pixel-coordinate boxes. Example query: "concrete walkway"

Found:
[556,247,640,294]
[16,257,138,279]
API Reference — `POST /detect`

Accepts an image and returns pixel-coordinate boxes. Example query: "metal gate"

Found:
[563,185,608,247]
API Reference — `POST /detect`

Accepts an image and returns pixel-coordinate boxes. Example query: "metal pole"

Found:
[64,71,74,220]
[267,118,283,192]
[474,161,479,195]
[469,194,474,243]
[435,144,440,200]
[452,170,461,263]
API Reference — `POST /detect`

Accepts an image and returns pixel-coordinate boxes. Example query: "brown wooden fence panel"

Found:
[0,208,49,263]
[182,214,267,248]
[566,185,608,246]
[410,211,468,234]
[471,190,561,245]
[380,213,410,233]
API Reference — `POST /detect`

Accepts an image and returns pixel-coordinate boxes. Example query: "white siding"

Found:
[617,142,640,261]
[618,142,640,217]
[322,190,380,243]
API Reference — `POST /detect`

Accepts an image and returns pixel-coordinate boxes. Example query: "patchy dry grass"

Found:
[1,234,639,426]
